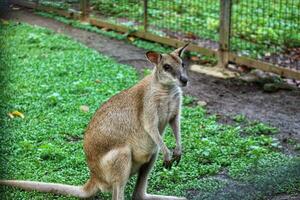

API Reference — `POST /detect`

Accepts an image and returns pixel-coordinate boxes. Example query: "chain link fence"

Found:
[36,0,81,11]
[89,0,221,49]
[147,0,220,50]
[90,0,143,29]
[11,0,300,79]
[89,0,300,72]
[231,0,300,71]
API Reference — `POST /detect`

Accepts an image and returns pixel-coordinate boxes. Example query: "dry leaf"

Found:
[80,105,89,113]
[197,100,207,107]
[9,111,25,118]
[95,79,101,83]
[1,19,9,25]
[12,6,20,10]
[191,56,200,61]
[128,36,135,42]
[8,113,14,119]
[237,65,250,73]
[265,52,271,57]
[186,32,197,40]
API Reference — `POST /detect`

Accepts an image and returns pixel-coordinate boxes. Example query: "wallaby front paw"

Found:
[162,149,172,169]
[163,159,173,169]
[171,147,182,166]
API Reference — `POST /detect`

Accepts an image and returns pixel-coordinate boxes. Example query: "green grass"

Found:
[0,21,299,200]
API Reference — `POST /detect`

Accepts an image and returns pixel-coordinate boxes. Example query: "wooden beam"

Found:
[89,17,128,32]
[89,18,218,57]
[37,5,72,18]
[80,0,89,21]
[11,0,37,8]
[229,53,300,80]
[218,0,232,68]
[143,0,148,32]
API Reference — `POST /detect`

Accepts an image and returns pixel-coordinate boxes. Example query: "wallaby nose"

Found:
[179,75,188,86]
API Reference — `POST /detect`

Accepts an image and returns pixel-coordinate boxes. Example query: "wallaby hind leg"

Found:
[102,146,131,200]
[132,153,158,199]
[133,153,186,200]
[112,183,126,200]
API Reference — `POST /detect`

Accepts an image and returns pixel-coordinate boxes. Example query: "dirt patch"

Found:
[262,47,300,71]
[5,8,300,155]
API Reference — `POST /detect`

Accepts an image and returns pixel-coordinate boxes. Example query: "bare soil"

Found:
[5,8,300,155]
[264,47,300,71]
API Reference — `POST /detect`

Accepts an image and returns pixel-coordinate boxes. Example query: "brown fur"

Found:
[0,44,190,200]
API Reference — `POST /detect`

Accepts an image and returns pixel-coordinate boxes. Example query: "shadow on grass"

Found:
[195,159,300,200]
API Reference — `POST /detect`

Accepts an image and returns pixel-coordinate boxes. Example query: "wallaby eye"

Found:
[163,64,172,71]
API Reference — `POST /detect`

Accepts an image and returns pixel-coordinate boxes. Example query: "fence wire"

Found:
[88,0,221,49]
[231,0,300,69]
[32,0,300,70]
[147,0,220,49]
[90,0,143,30]
[38,0,80,11]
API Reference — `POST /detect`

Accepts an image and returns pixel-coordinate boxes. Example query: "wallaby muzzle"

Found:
[179,75,188,87]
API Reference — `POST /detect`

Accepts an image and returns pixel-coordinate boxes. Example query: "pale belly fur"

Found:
[129,129,158,176]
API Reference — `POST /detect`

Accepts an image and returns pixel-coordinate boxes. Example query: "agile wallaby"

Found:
[0,43,190,200]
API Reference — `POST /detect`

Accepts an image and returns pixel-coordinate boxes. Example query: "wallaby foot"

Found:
[140,194,187,200]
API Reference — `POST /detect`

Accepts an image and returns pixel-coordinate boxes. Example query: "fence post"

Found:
[80,0,89,21]
[35,0,39,8]
[218,0,232,68]
[143,0,148,32]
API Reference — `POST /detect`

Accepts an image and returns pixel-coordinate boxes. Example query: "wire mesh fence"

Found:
[38,0,81,11]
[231,0,300,70]
[87,0,220,51]
[147,0,220,50]
[90,0,143,30]
[86,0,300,70]
[11,0,300,78]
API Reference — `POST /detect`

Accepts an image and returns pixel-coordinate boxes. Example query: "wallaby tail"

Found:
[0,178,98,199]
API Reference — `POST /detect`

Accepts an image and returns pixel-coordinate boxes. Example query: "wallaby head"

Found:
[146,43,190,87]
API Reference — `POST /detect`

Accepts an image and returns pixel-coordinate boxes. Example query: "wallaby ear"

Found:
[146,51,161,65]
[172,42,190,57]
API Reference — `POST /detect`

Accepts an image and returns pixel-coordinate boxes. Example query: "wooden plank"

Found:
[37,5,72,18]
[229,53,300,80]
[143,0,148,32]
[80,0,89,21]
[191,64,238,79]
[11,0,37,8]
[89,17,128,32]
[218,0,232,68]
[89,18,218,57]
